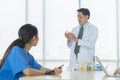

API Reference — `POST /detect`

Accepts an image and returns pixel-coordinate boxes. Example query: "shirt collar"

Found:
[80,22,89,31]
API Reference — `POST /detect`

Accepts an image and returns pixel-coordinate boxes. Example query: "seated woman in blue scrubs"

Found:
[0,24,62,80]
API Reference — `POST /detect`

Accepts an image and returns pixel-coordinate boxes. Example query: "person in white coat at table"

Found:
[65,8,98,68]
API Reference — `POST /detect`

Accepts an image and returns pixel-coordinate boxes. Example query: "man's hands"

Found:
[65,32,78,42]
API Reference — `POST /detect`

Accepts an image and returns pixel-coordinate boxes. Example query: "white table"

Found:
[20,70,120,80]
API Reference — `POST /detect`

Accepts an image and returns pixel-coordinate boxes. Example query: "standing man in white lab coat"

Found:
[65,8,98,68]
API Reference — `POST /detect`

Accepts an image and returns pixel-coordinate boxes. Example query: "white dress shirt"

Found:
[67,22,98,67]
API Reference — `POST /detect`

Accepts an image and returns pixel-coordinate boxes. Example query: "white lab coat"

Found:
[67,22,98,67]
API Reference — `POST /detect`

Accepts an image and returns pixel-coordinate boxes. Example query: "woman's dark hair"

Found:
[0,24,38,69]
[77,8,90,19]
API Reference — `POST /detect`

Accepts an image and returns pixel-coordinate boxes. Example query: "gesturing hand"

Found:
[65,32,78,42]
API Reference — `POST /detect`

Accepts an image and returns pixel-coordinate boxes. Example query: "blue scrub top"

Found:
[0,46,42,80]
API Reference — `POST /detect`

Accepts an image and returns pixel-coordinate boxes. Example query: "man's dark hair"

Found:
[77,8,90,19]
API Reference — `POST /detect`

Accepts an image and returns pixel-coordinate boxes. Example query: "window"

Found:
[45,0,79,60]
[0,0,25,59]
[1,0,119,68]
[81,0,117,60]
[27,0,43,60]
